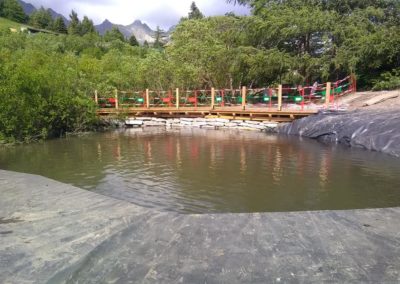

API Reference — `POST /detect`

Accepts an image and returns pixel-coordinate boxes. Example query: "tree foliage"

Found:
[29,7,53,30]
[104,27,125,42]
[53,17,67,34]
[0,0,399,142]
[0,0,27,23]
[129,34,139,46]
[188,2,204,20]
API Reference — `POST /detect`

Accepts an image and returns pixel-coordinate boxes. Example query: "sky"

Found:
[26,0,250,29]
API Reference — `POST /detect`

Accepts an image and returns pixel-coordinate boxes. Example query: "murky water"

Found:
[1,128,400,213]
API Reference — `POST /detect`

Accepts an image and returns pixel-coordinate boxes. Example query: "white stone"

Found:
[180,121,193,126]
[152,118,167,123]
[180,118,194,122]
[224,123,240,128]
[201,125,216,130]
[208,118,230,123]
[244,121,262,125]
[207,122,225,127]
[135,117,152,121]
[125,120,144,126]
[143,121,166,127]
[193,122,208,127]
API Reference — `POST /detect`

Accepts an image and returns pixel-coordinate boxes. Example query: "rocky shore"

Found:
[278,109,400,157]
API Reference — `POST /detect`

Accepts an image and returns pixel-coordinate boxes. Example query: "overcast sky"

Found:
[26,0,250,29]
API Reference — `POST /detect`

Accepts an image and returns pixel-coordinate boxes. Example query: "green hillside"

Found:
[0,16,28,30]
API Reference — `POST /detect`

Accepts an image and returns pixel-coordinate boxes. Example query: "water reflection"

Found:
[0,128,400,214]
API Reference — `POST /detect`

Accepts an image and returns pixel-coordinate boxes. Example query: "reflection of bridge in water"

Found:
[95,76,356,122]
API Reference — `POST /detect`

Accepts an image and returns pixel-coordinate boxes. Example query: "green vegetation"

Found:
[0,0,399,143]
[0,16,27,30]
[0,0,27,23]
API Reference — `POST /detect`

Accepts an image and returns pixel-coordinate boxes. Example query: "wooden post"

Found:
[211,88,215,109]
[241,86,247,110]
[94,90,98,105]
[278,85,283,111]
[325,82,331,109]
[145,89,150,108]
[114,89,119,110]
[176,88,180,109]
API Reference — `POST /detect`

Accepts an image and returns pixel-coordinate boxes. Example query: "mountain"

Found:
[18,0,36,15]
[18,0,69,25]
[17,0,173,43]
[95,19,156,44]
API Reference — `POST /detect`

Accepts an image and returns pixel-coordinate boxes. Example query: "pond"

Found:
[1,128,400,214]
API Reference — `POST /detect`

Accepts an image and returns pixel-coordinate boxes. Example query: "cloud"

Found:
[25,0,250,29]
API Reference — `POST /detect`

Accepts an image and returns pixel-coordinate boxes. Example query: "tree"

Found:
[104,27,125,42]
[68,10,81,35]
[129,34,139,46]
[188,2,204,20]
[143,40,149,48]
[80,16,96,36]
[53,17,67,34]
[29,7,53,30]
[0,0,27,23]
[153,26,166,49]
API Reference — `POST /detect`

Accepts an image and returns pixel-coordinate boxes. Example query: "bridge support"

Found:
[176,88,180,109]
[146,89,150,109]
[325,82,331,109]
[242,86,247,110]
[278,85,283,111]
[211,88,215,110]
[114,89,119,110]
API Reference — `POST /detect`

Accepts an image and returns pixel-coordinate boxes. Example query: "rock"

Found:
[180,118,194,122]
[143,121,166,127]
[278,110,400,157]
[224,123,240,128]
[243,121,261,125]
[207,122,225,127]
[135,117,152,121]
[201,125,216,130]
[180,121,193,126]
[152,118,167,123]
[125,120,143,126]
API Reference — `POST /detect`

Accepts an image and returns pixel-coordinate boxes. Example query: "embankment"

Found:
[1,170,400,282]
[278,109,400,157]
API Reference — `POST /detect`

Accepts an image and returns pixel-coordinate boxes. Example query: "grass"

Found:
[0,17,28,30]
[0,17,57,35]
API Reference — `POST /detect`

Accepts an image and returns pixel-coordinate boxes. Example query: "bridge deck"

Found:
[97,107,318,122]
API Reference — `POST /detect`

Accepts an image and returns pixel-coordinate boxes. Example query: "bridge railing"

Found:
[94,75,356,111]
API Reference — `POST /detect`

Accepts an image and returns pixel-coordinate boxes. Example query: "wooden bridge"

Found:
[96,76,356,122]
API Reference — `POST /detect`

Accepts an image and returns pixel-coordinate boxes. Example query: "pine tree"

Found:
[129,34,139,46]
[143,40,149,48]
[1,0,27,23]
[68,10,81,35]
[104,27,125,42]
[188,1,204,20]
[80,16,96,36]
[53,17,67,34]
[0,1,4,17]
[29,7,53,30]
[153,26,166,49]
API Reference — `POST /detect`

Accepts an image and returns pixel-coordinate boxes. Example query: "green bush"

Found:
[372,69,400,91]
